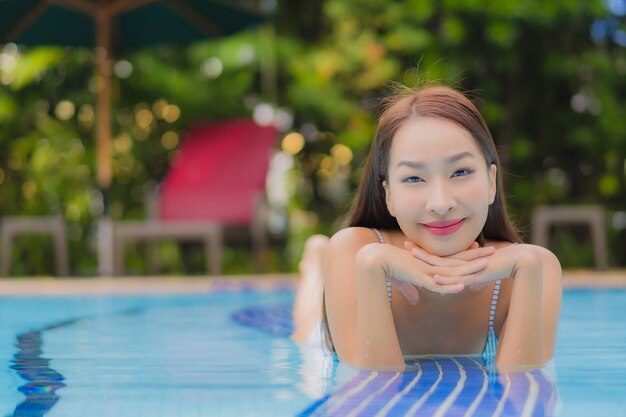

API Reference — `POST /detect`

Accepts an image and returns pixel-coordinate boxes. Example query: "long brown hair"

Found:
[347,84,521,244]
[322,85,522,353]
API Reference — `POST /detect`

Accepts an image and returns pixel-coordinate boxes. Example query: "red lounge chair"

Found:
[109,119,278,275]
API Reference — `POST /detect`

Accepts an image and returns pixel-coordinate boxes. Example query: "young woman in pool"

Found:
[291,84,562,372]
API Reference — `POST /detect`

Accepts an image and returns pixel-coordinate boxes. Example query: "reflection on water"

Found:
[10,330,66,417]
[235,304,560,417]
[8,310,141,417]
[296,356,559,417]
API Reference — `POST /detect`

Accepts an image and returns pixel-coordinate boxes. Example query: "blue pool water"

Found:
[1,285,625,417]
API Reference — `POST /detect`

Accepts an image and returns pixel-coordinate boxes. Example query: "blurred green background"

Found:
[1,0,625,275]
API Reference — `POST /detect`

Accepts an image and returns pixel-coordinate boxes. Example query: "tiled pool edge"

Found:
[0,274,298,296]
[0,270,624,296]
[561,270,626,288]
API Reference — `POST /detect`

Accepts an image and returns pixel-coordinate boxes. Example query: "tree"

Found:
[275,0,625,267]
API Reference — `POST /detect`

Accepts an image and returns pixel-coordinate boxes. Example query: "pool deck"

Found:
[0,270,624,296]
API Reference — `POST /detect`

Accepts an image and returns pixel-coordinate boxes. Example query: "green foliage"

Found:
[9,47,64,90]
[276,0,625,268]
[0,33,261,275]
[1,0,625,274]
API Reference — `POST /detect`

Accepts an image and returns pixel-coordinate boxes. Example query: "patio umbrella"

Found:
[0,0,267,194]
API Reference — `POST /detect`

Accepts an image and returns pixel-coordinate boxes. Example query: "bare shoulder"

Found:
[516,244,563,317]
[327,227,381,252]
[323,227,382,287]
[488,240,562,275]
[523,244,562,277]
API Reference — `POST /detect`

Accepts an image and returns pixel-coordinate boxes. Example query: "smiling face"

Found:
[383,117,497,256]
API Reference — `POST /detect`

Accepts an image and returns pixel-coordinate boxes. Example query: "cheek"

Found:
[459,178,491,206]
[390,190,422,216]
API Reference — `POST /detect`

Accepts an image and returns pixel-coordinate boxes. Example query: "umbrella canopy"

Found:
[0,0,267,191]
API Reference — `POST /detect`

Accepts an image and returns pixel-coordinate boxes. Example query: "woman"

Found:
[292,84,562,372]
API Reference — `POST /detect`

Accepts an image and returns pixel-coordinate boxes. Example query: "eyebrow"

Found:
[396,151,476,169]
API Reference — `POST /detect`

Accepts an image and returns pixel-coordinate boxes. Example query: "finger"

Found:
[431,283,465,294]
[433,259,487,278]
[434,273,488,292]
[390,277,420,305]
[470,241,480,250]
[412,248,457,267]
[453,259,488,276]
[433,274,463,286]
[404,241,418,251]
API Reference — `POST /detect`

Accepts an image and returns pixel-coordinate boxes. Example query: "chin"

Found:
[401,224,480,256]
[422,243,464,257]
[411,234,479,257]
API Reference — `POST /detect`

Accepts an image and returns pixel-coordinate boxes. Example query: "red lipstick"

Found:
[422,219,465,236]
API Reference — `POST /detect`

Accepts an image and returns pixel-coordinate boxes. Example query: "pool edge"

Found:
[0,270,625,295]
[0,274,298,296]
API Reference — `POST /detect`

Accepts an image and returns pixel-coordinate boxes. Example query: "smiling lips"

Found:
[422,219,465,236]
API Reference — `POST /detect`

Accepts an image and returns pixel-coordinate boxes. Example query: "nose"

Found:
[425,180,457,216]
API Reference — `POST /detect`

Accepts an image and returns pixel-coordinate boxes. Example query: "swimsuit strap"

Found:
[488,280,501,331]
[371,229,393,303]
[482,279,502,364]
[372,228,385,243]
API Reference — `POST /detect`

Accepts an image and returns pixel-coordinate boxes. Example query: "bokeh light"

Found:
[331,144,353,165]
[201,57,223,79]
[162,104,181,123]
[273,108,294,131]
[55,100,75,120]
[161,131,179,150]
[78,104,94,126]
[135,108,154,129]
[114,133,133,154]
[253,103,274,126]
[114,60,133,78]
[281,132,305,155]
[237,44,255,65]
[153,99,168,119]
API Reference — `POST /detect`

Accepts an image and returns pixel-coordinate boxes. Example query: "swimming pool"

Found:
[1,280,625,417]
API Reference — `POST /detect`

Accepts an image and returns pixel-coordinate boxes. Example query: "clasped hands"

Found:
[389,240,521,305]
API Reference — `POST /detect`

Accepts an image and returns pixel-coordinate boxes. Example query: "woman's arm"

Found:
[496,245,562,369]
[324,228,404,365]
[353,243,405,370]
[495,246,544,369]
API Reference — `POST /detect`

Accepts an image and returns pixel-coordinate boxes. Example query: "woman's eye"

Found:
[403,176,424,183]
[451,168,473,178]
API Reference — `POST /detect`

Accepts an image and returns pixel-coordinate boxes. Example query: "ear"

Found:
[382,180,395,217]
[488,163,497,205]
